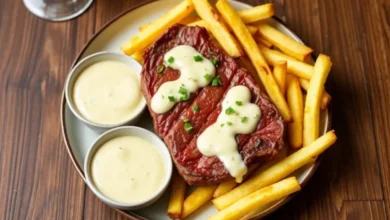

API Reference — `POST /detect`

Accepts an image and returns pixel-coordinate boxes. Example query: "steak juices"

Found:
[141,25,285,185]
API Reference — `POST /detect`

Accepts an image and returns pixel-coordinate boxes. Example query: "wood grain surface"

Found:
[0,0,389,219]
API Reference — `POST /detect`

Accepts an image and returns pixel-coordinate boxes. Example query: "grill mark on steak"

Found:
[141,24,285,185]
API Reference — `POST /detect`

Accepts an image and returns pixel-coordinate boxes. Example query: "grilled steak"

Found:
[141,24,285,185]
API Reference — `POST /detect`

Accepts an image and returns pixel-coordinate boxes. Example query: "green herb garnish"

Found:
[236,101,243,106]
[227,121,233,126]
[225,107,236,115]
[178,87,187,95]
[183,119,189,123]
[167,56,175,63]
[211,76,222,86]
[178,87,189,101]
[180,94,189,101]
[209,51,215,55]
[204,73,212,80]
[184,120,193,133]
[241,116,248,123]
[157,65,165,73]
[193,55,203,62]
[168,96,175,102]
[193,105,200,112]
[220,123,225,127]
[211,57,219,66]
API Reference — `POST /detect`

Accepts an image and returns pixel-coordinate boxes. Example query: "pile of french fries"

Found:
[121,0,337,219]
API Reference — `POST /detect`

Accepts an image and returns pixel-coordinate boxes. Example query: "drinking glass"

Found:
[23,0,93,21]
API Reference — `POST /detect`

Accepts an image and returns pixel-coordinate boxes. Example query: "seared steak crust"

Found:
[141,24,284,185]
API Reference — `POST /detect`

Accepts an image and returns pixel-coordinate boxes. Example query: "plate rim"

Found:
[60,1,331,219]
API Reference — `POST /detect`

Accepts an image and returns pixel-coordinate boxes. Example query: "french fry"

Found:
[216,0,292,122]
[254,36,273,48]
[251,147,288,177]
[259,45,313,80]
[187,20,206,27]
[298,78,331,109]
[273,61,287,95]
[212,130,337,210]
[193,0,243,57]
[303,55,332,146]
[181,185,217,218]
[139,22,151,31]
[213,164,261,198]
[258,23,313,61]
[187,20,257,36]
[213,180,237,198]
[232,148,290,219]
[189,4,274,28]
[238,3,274,23]
[131,48,146,64]
[287,75,304,148]
[260,45,331,108]
[167,173,187,219]
[209,177,301,220]
[246,25,258,35]
[121,0,194,55]
[300,55,331,109]
[179,15,200,25]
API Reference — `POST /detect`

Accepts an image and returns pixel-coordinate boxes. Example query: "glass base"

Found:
[23,0,94,22]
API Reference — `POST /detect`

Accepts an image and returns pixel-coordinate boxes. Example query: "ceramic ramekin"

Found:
[65,51,146,130]
[83,126,173,210]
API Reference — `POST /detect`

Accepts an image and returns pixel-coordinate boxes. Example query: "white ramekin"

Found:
[83,126,173,210]
[65,51,146,130]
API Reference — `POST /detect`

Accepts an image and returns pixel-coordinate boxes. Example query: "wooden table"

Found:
[1,0,389,219]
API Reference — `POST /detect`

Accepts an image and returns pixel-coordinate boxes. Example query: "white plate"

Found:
[61,1,331,219]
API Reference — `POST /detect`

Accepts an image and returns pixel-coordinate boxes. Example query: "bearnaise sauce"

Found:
[197,86,261,183]
[151,45,216,114]
[91,136,165,203]
[73,60,142,125]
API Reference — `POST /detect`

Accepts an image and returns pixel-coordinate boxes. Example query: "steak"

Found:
[141,24,285,185]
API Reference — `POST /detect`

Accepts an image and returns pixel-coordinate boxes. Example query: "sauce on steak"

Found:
[141,24,285,185]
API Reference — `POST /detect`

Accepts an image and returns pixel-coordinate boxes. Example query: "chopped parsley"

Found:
[235,101,243,106]
[211,57,219,67]
[227,121,233,126]
[211,76,222,86]
[157,65,165,73]
[193,55,203,62]
[178,87,189,101]
[220,123,225,127]
[183,119,189,123]
[225,107,236,115]
[168,96,175,102]
[167,56,175,64]
[180,94,189,101]
[178,87,187,95]
[204,73,212,80]
[241,116,248,123]
[192,105,200,112]
[183,120,193,133]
